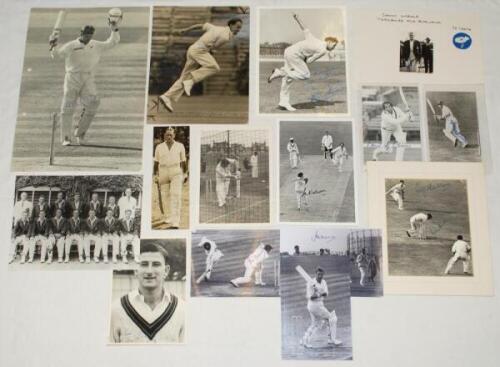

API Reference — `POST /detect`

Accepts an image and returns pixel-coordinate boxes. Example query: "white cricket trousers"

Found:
[391,191,403,210]
[445,254,471,274]
[28,236,51,262]
[65,234,84,260]
[84,234,102,261]
[216,177,230,206]
[232,259,263,285]
[159,166,183,227]
[277,49,311,106]
[164,45,220,101]
[372,126,407,160]
[10,235,29,261]
[303,303,338,343]
[121,234,140,260]
[205,249,224,279]
[290,152,298,168]
[102,233,120,259]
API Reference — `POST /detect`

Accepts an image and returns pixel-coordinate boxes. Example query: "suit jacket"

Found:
[32,202,50,221]
[421,42,433,57]
[120,218,138,236]
[105,204,120,219]
[69,200,86,219]
[50,217,68,236]
[30,218,51,237]
[402,39,422,60]
[88,200,103,218]
[67,218,84,235]
[14,218,31,237]
[84,217,101,235]
[102,217,119,235]
[51,199,69,218]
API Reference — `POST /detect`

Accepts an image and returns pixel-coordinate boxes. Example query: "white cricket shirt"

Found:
[322,134,333,149]
[193,23,234,51]
[452,240,471,258]
[287,29,326,61]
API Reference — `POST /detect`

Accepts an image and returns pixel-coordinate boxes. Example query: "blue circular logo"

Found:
[453,32,472,49]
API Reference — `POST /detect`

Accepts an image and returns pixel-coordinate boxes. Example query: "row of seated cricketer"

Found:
[10,196,140,266]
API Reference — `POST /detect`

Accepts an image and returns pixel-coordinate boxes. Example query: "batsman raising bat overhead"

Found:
[49,8,122,146]
[267,13,338,112]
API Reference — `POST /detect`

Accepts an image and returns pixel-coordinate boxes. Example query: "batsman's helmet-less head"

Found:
[81,25,95,35]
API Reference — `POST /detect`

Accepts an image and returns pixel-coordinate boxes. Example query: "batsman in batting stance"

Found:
[299,267,342,348]
[435,101,469,148]
[49,9,122,146]
[195,236,224,283]
[230,243,273,287]
[159,18,244,112]
[267,13,338,112]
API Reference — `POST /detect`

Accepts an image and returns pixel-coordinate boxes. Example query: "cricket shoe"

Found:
[8,257,14,264]
[230,280,239,288]
[463,143,468,148]
[406,230,411,237]
[159,95,174,112]
[183,79,194,96]
[267,68,281,83]
[278,104,296,112]
[328,339,343,346]
[62,138,71,146]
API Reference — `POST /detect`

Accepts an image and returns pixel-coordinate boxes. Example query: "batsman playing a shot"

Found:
[386,180,406,210]
[50,9,122,146]
[230,243,273,287]
[159,18,243,112]
[196,236,224,283]
[331,143,348,172]
[294,172,309,211]
[154,127,187,229]
[267,13,338,112]
[300,267,342,348]
[372,101,411,161]
[406,212,433,240]
[287,137,300,168]
[435,101,468,148]
[215,157,237,208]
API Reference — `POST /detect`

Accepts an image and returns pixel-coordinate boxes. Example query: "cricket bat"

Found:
[399,86,413,121]
[295,265,313,283]
[155,180,164,214]
[49,10,66,51]
[196,271,207,284]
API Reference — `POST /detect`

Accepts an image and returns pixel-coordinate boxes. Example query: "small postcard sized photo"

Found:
[11,7,149,172]
[425,89,482,162]
[367,162,493,295]
[191,229,280,297]
[280,120,355,223]
[152,126,190,230]
[147,6,250,124]
[280,227,353,361]
[400,31,434,74]
[362,85,422,162]
[109,239,186,344]
[9,175,142,269]
[259,8,347,114]
[199,129,270,224]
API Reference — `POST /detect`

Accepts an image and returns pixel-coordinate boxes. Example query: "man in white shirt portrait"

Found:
[118,188,138,219]
[110,242,185,344]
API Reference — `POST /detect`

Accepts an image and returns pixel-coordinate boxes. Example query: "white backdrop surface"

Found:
[1,0,499,366]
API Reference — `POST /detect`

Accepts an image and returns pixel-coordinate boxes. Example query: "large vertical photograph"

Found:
[385,179,473,276]
[280,227,353,360]
[148,6,250,124]
[259,8,347,114]
[280,121,355,223]
[362,86,422,162]
[11,7,149,172]
[9,175,142,269]
[152,126,189,230]
[109,239,186,344]
[191,230,280,297]
[199,129,270,224]
[425,90,481,162]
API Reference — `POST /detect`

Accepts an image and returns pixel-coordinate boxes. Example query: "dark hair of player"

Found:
[264,244,273,252]
[427,213,433,219]
[141,243,169,264]
[81,25,95,35]
[202,242,211,251]
[227,18,243,27]
[316,267,324,273]
[298,172,304,178]
[457,235,463,240]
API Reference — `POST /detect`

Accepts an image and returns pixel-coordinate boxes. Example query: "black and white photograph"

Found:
[109,239,186,344]
[348,229,383,297]
[425,91,481,162]
[399,31,433,73]
[385,178,472,276]
[280,121,354,223]
[152,126,189,230]
[199,129,270,224]
[280,227,352,360]
[259,8,347,114]
[11,7,149,172]
[148,6,249,124]
[191,230,280,297]
[9,175,142,269]
[362,86,422,161]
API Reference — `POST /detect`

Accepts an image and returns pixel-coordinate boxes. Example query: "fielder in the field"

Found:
[230,243,273,287]
[267,14,338,112]
[444,235,472,275]
[386,180,406,210]
[321,131,334,159]
[331,143,348,172]
[294,172,309,211]
[356,248,369,287]
[9,209,31,264]
[110,242,185,343]
[215,158,237,208]
[300,267,342,348]
[158,18,243,112]
[196,236,224,283]
[372,101,411,161]
[406,212,433,240]
[154,127,187,229]
[50,12,121,146]
[287,137,300,168]
[435,101,468,148]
